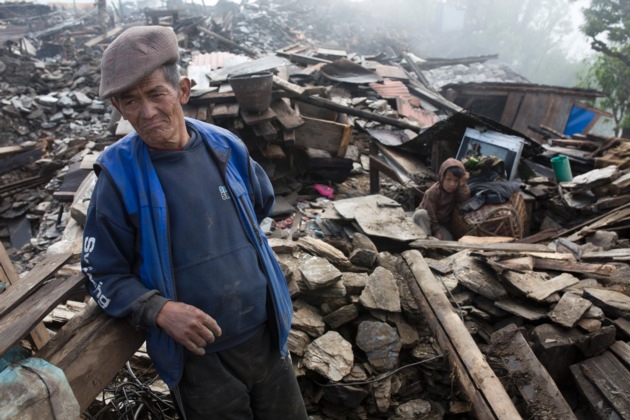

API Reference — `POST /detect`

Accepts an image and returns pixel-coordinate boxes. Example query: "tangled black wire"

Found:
[84,362,177,420]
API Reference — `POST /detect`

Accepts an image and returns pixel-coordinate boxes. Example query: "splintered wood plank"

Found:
[401,250,522,420]
[410,239,551,253]
[191,91,237,105]
[36,300,145,411]
[548,293,592,328]
[272,74,306,96]
[495,299,548,321]
[533,258,614,277]
[0,252,72,317]
[529,273,580,301]
[251,121,277,140]
[610,341,630,370]
[580,351,630,418]
[211,103,240,119]
[259,144,286,160]
[503,271,580,302]
[567,206,630,242]
[492,256,534,272]
[0,273,86,356]
[0,243,52,349]
[490,324,576,419]
[570,364,620,420]
[241,107,277,125]
[614,318,630,339]
[458,235,515,245]
[270,98,305,129]
[584,288,630,318]
[196,104,211,122]
[0,243,19,284]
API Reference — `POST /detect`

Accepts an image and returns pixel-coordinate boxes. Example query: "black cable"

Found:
[315,354,445,387]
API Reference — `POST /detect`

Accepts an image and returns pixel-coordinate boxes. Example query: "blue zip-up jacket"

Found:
[81,118,293,388]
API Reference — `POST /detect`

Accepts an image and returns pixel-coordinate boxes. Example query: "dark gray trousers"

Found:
[174,324,308,420]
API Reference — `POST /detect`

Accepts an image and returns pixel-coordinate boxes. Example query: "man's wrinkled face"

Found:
[113,69,190,149]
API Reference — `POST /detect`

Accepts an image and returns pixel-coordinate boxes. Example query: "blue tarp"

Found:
[564,105,596,137]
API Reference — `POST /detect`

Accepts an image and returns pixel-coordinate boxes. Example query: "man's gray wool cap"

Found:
[99,25,179,99]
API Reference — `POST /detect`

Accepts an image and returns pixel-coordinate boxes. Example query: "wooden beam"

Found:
[293,95,422,132]
[558,202,630,241]
[533,258,615,277]
[0,243,51,350]
[0,273,86,356]
[36,300,145,411]
[0,252,72,317]
[489,324,576,419]
[401,250,522,419]
[410,238,551,253]
[579,352,630,418]
[272,75,306,96]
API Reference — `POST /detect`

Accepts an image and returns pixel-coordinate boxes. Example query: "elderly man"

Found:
[81,26,308,419]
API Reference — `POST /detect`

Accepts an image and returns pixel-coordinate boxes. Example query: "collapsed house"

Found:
[1,1,630,419]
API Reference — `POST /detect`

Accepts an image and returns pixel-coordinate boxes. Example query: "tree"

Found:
[580,0,630,66]
[578,0,630,136]
[580,48,630,136]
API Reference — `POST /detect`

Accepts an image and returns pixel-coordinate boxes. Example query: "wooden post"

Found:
[400,250,522,419]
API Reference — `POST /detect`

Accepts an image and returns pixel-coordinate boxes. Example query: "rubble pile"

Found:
[0,44,110,272]
[198,0,413,56]
[270,235,461,419]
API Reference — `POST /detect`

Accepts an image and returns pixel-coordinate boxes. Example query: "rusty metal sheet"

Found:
[397,97,439,128]
[369,79,415,102]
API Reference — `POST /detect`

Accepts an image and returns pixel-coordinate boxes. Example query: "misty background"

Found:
[16,0,594,87]
[204,0,592,87]
[282,0,593,88]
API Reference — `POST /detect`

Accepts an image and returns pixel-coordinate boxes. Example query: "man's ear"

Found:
[179,77,191,105]
[110,98,122,115]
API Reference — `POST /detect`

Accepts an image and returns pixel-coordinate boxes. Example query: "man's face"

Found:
[114,68,191,149]
[442,171,461,193]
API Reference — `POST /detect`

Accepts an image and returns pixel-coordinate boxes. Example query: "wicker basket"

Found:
[451,191,527,239]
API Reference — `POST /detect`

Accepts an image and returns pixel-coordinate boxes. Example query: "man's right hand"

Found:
[155,301,222,356]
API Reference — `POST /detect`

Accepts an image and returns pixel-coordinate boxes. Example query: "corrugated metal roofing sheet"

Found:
[369,78,416,104]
